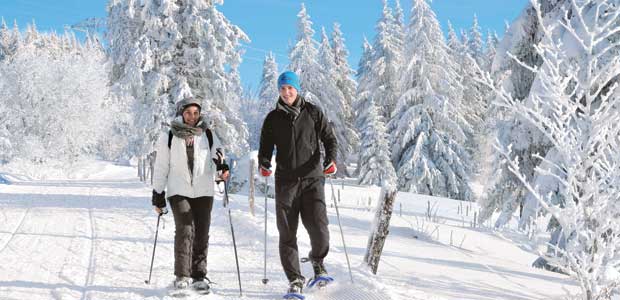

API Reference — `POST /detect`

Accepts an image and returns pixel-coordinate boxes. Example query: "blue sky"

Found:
[2,0,527,92]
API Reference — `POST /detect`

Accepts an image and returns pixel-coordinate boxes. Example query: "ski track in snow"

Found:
[0,199,31,254]
[78,188,95,300]
[0,168,580,300]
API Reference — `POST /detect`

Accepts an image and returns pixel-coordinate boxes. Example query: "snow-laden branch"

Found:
[484,1,620,298]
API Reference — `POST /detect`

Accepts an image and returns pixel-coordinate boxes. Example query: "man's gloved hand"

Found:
[152,190,167,214]
[323,161,337,176]
[259,165,272,177]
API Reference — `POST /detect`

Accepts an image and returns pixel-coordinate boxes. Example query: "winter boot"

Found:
[192,277,211,292]
[174,276,192,289]
[305,251,328,278]
[192,277,211,294]
[311,260,328,278]
[287,277,305,294]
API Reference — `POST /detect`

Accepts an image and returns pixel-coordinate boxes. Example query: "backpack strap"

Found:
[168,129,213,150]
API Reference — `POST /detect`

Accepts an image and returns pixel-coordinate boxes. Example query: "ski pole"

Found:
[262,176,269,284]
[329,177,354,283]
[224,178,243,296]
[145,208,167,284]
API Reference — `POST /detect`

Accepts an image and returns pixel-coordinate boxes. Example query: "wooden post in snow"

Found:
[148,152,156,185]
[364,183,398,275]
[248,158,256,216]
[138,156,145,182]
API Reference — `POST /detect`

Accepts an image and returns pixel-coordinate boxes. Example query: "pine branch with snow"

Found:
[482,1,620,297]
[478,0,569,227]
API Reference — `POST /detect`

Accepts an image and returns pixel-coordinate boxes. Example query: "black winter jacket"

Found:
[258,96,338,180]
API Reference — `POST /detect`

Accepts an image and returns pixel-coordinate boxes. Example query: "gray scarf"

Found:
[170,116,208,139]
[276,96,304,120]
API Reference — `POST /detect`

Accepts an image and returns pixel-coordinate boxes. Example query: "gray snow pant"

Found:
[275,176,330,282]
[168,195,214,280]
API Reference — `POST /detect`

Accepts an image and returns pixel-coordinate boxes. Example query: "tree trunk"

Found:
[364,184,398,274]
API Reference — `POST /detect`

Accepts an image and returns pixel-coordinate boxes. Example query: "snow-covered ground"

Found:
[0,161,578,300]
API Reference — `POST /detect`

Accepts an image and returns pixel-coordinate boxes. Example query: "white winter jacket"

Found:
[152,127,223,198]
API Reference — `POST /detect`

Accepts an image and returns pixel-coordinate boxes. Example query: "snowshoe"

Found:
[307,275,334,289]
[283,278,305,299]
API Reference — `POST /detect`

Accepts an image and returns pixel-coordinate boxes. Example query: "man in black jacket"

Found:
[258,71,338,295]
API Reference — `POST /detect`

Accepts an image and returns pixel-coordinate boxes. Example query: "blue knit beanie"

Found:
[277,71,301,92]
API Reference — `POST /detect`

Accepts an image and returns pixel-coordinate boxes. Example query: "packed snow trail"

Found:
[0,162,577,299]
[0,177,391,300]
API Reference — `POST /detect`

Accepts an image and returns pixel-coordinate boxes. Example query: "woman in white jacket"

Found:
[151,98,229,293]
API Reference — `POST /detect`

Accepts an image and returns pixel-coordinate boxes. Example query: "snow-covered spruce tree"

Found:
[288,3,322,104]
[288,5,357,176]
[367,0,404,121]
[244,52,279,150]
[390,0,472,200]
[0,27,111,164]
[468,14,485,67]
[354,37,374,131]
[393,0,405,34]
[0,19,11,61]
[446,21,461,52]
[331,23,360,167]
[354,37,376,177]
[107,0,250,159]
[358,98,396,186]
[238,88,262,151]
[330,23,357,124]
[447,20,490,175]
[240,53,279,151]
[484,1,620,298]
[107,0,175,162]
[478,0,569,227]
[460,29,469,55]
[317,27,358,177]
[258,52,279,107]
[484,30,499,72]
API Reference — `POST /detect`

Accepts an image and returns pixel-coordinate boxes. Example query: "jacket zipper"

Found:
[291,117,296,171]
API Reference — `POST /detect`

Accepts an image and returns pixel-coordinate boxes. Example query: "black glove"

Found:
[213,148,229,171]
[151,190,166,208]
[215,148,225,164]
[219,162,230,172]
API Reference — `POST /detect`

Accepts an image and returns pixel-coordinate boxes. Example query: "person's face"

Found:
[182,105,200,126]
[279,85,298,105]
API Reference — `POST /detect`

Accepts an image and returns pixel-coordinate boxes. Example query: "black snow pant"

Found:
[168,195,214,280]
[275,176,330,282]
